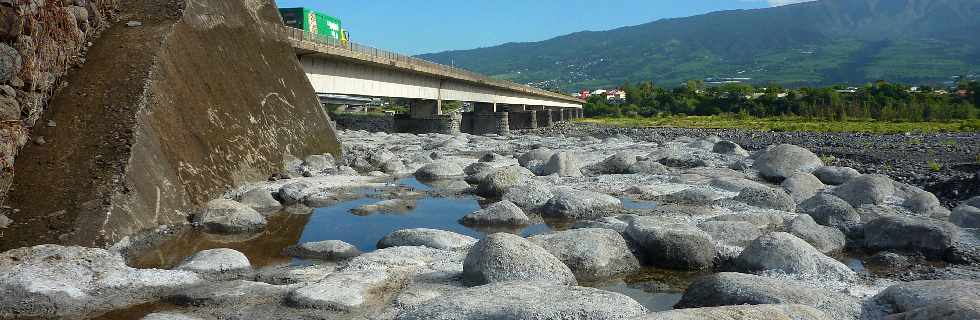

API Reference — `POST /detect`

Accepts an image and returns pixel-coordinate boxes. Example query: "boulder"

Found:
[302,154,336,173]
[903,192,950,218]
[950,205,980,228]
[0,214,10,229]
[283,240,361,260]
[887,298,980,320]
[529,228,640,281]
[572,215,636,234]
[239,188,282,213]
[637,304,832,320]
[476,166,535,197]
[662,188,722,205]
[752,144,824,181]
[460,200,530,226]
[626,217,715,270]
[175,248,252,281]
[377,228,477,251]
[698,221,763,248]
[0,43,20,84]
[812,166,861,185]
[198,199,267,234]
[540,151,583,177]
[351,199,416,215]
[542,187,624,220]
[169,280,290,307]
[710,177,770,192]
[963,196,980,208]
[598,151,638,174]
[462,233,577,286]
[675,272,861,320]
[874,280,980,316]
[380,160,407,174]
[0,245,201,318]
[781,173,824,204]
[706,212,791,230]
[785,215,846,254]
[864,216,960,259]
[712,140,750,157]
[798,194,860,232]
[479,152,506,162]
[143,313,205,320]
[517,148,555,173]
[627,160,670,175]
[734,186,796,212]
[396,281,648,320]
[735,232,855,280]
[832,174,896,207]
[501,183,554,211]
[277,181,313,206]
[414,162,465,180]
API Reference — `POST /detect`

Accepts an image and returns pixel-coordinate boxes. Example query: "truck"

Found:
[279,7,349,45]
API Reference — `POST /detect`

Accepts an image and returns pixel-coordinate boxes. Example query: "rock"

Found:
[460,200,530,226]
[904,192,950,218]
[598,151,638,174]
[476,166,534,197]
[888,298,980,320]
[462,233,577,286]
[169,280,289,307]
[675,272,861,320]
[864,216,960,259]
[464,162,494,175]
[287,269,394,311]
[303,154,335,172]
[698,221,762,248]
[277,181,312,205]
[0,43,20,84]
[752,144,824,182]
[798,194,860,233]
[542,187,623,220]
[378,228,477,251]
[501,183,554,211]
[626,217,715,270]
[627,160,670,175]
[786,215,846,254]
[479,152,506,162]
[351,199,416,215]
[963,196,980,208]
[867,251,911,269]
[143,312,204,320]
[573,215,635,234]
[175,248,252,281]
[198,199,267,234]
[781,173,824,204]
[950,205,980,228]
[637,304,832,320]
[832,174,896,207]
[662,188,721,205]
[0,214,10,228]
[254,264,336,285]
[283,240,361,260]
[734,186,796,212]
[528,228,640,281]
[0,245,202,318]
[712,140,749,157]
[707,212,791,230]
[0,94,18,121]
[396,281,648,320]
[126,20,142,27]
[414,162,464,180]
[874,280,980,316]
[239,188,282,213]
[380,159,407,174]
[710,177,769,192]
[517,148,555,173]
[540,151,583,177]
[812,166,861,185]
[735,232,855,280]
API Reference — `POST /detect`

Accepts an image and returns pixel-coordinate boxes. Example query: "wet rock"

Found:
[887,298,980,320]
[283,240,362,260]
[528,228,640,281]
[963,196,980,208]
[0,245,202,318]
[540,151,583,177]
[175,248,252,281]
[239,188,282,213]
[396,281,648,320]
[542,187,624,220]
[460,200,530,226]
[786,215,846,254]
[874,280,980,317]
[476,166,535,197]
[414,162,464,180]
[501,182,554,211]
[864,216,960,259]
[462,233,577,286]
[712,140,750,157]
[464,162,494,176]
[351,199,416,215]
[798,193,860,233]
[812,166,861,185]
[752,144,824,182]
[950,205,980,228]
[734,186,796,212]
[698,221,762,248]
[627,160,670,175]
[626,217,715,270]
[198,199,267,234]
[781,173,824,204]
[638,304,831,320]
[378,228,477,251]
[735,232,855,280]
[832,174,896,207]
[598,151,639,174]
[675,272,861,320]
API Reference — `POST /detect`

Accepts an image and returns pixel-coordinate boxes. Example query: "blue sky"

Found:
[274,0,811,55]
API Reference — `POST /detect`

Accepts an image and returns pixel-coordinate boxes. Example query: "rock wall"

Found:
[0,0,340,250]
[333,113,394,132]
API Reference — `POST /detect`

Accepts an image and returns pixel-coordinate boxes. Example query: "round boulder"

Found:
[831,174,896,207]
[863,216,960,259]
[529,228,640,281]
[752,144,824,182]
[542,187,624,220]
[414,162,465,180]
[462,233,577,286]
[198,199,267,234]
[540,151,583,177]
[786,215,846,254]
[812,166,861,185]
[283,240,361,260]
[734,186,797,212]
[377,228,477,251]
[460,200,531,226]
[798,194,860,233]
[476,166,535,197]
[735,232,855,280]
[781,173,825,204]
[626,217,715,270]
[502,183,554,211]
[951,205,980,228]
[176,248,252,281]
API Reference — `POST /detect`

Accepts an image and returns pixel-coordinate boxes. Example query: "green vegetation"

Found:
[577,115,976,134]
[927,160,943,172]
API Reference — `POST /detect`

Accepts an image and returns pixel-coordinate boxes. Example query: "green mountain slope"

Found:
[418,0,980,90]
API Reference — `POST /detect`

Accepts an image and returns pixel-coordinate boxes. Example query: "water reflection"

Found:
[587,267,707,312]
[621,197,658,210]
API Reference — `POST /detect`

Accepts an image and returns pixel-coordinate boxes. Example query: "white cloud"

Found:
[743,0,817,7]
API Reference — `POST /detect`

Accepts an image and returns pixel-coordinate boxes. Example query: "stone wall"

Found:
[393,114,460,134]
[508,111,537,130]
[0,0,340,250]
[462,112,510,135]
[333,113,394,132]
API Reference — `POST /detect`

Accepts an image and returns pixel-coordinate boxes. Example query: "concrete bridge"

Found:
[278,27,585,135]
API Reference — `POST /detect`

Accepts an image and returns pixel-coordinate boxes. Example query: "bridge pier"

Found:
[473,102,497,113]
[395,99,459,134]
[536,109,553,127]
[551,107,565,122]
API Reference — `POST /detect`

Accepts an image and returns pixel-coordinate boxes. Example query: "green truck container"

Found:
[279,7,344,42]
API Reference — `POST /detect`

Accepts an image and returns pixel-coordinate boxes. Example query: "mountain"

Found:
[418,0,980,90]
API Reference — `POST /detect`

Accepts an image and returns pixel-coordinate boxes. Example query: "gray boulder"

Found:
[698,221,762,248]
[813,166,861,185]
[713,140,750,157]
[663,188,722,205]
[377,228,477,251]
[798,193,860,232]
[951,205,980,228]
[598,151,639,174]
[540,151,583,177]
[542,187,624,220]
[0,43,20,84]
[501,183,554,211]
[239,188,282,213]
[518,148,556,173]
[572,215,636,234]
[864,216,960,259]
[832,174,896,207]
[964,196,980,208]
[476,166,535,197]
[710,177,770,192]
[277,181,313,205]
[529,228,640,281]
[283,240,362,260]
[169,280,291,307]
[636,304,831,320]
[874,280,980,318]
[752,144,824,181]
[0,214,10,229]
[396,281,648,320]
[351,199,416,215]
[735,232,855,280]
[380,160,407,174]
[198,199,267,234]
[414,162,465,180]
[460,200,530,226]
[176,248,252,281]
[303,154,336,173]
[627,160,670,175]
[786,215,846,254]
[143,313,204,320]
[462,233,577,286]
[781,173,825,204]
[734,186,796,212]
[626,217,715,270]
[903,192,950,218]
[707,212,791,230]
[676,272,861,320]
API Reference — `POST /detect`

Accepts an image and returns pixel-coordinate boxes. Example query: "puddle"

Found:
[586,267,706,312]
[395,177,433,192]
[621,197,658,210]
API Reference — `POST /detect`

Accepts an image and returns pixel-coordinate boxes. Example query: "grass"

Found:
[927,160,943,172]
[576,115,980,134]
